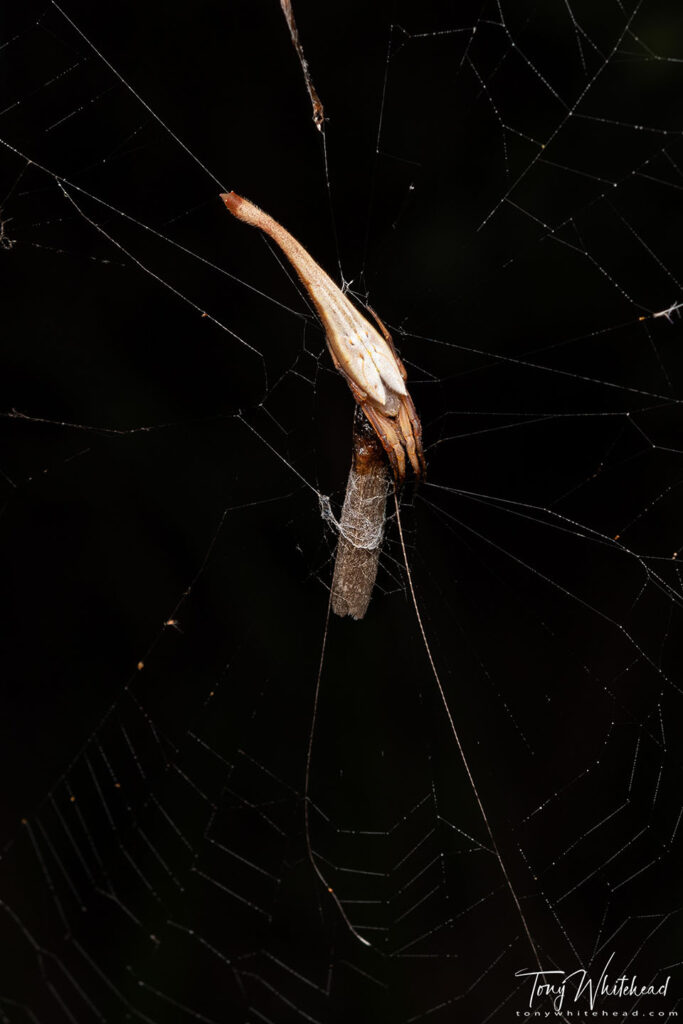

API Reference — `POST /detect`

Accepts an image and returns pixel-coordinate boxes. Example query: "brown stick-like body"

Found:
[220,191,425,482]
[331,410,390,620]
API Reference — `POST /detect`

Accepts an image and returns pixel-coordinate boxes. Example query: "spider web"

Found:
[2,0,683,1021]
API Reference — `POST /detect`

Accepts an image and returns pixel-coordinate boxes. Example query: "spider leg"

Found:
[328,324,422,483]
[347,378,368,405]
[361,402,406,482]
[328,333,406,477]
[397,393,426,479]
[366,307,425,480]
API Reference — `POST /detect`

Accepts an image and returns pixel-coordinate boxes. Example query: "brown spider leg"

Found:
[326,331,415,482]
[326,337,402,475]
[402,391,426,473]
[366,305,408,381]
[344,377,406,481]
[365,308,426,480]
[397,395,426,479]
[361,402,406,482]
[345,377,369,407]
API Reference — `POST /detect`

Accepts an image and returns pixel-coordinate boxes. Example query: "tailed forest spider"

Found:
[220,192,425,483]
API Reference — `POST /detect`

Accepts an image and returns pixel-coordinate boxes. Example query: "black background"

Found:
[2,1,683,1021]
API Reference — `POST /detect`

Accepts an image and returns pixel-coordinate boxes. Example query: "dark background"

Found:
[2,1,683,1021]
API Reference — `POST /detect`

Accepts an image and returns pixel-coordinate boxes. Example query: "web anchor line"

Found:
[304,594,373,948]
[303,486,548,965]
[392,489,545,976]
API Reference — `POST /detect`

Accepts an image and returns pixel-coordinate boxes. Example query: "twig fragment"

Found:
[331,409,390,620]
[279,0,325,129]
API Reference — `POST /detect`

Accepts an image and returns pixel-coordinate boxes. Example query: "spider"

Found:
[220,192,425,483]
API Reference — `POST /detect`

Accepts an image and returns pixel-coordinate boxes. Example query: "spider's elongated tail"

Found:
[220,191,252,222]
